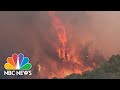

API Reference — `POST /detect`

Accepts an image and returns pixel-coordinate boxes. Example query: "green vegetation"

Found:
[64,54,120,79]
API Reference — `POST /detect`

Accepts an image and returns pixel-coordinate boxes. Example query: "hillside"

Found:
[64,54,120,79]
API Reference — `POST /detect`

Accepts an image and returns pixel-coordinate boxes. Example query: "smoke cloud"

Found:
[0,11,120,78]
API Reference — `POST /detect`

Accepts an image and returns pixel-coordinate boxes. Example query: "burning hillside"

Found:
[2,11,120,79]
[32,11,105,79]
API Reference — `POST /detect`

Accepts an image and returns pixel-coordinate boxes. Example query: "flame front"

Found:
[47,11,95,78]
[29,11,105,79]
[48,11,69,62]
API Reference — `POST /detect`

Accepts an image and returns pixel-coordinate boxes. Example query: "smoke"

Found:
[86,11,120,57]
[0,11,120,78]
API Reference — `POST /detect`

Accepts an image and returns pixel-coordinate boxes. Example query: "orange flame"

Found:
[48,11,70,62]
[47,11,102,79]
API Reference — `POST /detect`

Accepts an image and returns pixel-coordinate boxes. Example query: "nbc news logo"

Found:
[4,53,32,76]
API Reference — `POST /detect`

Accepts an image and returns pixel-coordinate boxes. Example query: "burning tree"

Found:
[47,11,105,79]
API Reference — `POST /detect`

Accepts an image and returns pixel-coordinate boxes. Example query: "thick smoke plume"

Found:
[0,11,120,79]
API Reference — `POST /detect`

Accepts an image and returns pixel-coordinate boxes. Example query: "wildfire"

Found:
[36,11,104,79]
[48,11,70,62]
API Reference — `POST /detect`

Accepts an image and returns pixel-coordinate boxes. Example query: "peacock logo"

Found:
[4,53,32,70]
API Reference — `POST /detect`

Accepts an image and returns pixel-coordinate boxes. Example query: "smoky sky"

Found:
[0,11,120,78]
